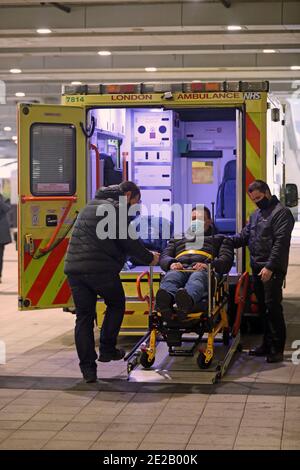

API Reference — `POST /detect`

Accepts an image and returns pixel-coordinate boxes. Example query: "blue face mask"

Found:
[191,219,204,234]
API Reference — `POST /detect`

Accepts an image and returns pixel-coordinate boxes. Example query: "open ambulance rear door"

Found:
[18,103,86,310]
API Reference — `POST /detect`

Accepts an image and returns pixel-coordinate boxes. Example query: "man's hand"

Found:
[192,262,207,271]
[170,262,184,270]
[259,267,273,282]
[150,252,160,266]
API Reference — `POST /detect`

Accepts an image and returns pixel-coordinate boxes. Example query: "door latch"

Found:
[24,234,34,256]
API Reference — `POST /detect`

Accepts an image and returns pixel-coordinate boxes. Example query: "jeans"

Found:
[253,272,286,353]
[160,270,208,304]
[67,273,125,372]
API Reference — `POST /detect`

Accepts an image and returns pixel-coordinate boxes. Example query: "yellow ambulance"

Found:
[18,81,286,332]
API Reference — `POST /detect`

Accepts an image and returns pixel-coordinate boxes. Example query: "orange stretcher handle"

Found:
[136,270,154,309]
[21,195,77,254]
[233,271,249,337]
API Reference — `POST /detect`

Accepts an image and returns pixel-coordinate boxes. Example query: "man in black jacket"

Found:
[156,206,234,315]
[64,182,159,382]
[231,180,294,363]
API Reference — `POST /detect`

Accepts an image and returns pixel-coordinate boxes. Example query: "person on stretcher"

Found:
[156,206,234,315]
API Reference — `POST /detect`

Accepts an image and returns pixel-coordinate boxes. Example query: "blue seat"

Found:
[215,159,236,233]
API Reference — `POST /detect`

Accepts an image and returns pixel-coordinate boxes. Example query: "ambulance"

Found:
[18,81,288,332]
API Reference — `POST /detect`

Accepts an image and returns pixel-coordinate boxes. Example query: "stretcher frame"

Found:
[125,264,244,383]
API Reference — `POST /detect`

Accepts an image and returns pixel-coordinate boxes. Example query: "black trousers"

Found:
[253,272,286,353]
[67,273,125,371]
[0,244,4,278]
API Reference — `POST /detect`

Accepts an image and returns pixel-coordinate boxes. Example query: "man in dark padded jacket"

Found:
[64,182,159,383]
[231,180,294,364]
[156,206,234,315]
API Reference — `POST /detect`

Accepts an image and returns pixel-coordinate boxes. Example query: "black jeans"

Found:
[67,273,125,372]
[253,272,286,353]
[0,244,4,278]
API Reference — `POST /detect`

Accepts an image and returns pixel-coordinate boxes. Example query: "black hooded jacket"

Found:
[159,232,234,274]
[64,185,153,275]
[231,195,294,275]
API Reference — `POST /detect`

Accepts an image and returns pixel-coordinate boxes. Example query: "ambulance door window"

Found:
[30,123,76,196]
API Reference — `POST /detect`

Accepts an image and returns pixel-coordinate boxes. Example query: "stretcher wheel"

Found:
[197,352,212,369]
[222,328,230,346]
[140,351,155,369]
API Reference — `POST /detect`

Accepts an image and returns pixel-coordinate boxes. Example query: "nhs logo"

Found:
[244,92,261,100]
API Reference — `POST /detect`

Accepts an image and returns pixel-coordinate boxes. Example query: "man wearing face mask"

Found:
[156,206,233,315]
[231,180,294,363]
[65,181,159,382]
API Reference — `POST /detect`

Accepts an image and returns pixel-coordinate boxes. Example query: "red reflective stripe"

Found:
[24,239,42,272]
[52,278,72,305]
[25,238,69,306]
[246,167,255,189]
[246,114,260,157]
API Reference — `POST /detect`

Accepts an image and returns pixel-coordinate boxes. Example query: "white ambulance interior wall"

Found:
[285,99,300,188]
[266,98,284,199]
[130,108,173,218]
[172,110,237,230]
[285,99,300,221]
[88,107,173,215]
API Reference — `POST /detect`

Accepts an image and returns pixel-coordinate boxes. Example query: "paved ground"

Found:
[0,243,300,450]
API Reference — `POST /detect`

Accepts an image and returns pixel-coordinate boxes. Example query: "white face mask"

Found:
[190,219,204,234]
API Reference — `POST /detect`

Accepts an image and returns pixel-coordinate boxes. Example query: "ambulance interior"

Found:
[285,99,300,222]
[88,106,240,273]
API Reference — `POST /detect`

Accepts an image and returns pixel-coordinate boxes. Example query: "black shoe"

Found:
[266,351,284,363]
[98,348,126,363]
[82,369,97,383]
[175,289,194,313]
[155,289,174,314]
[249,344,269,357]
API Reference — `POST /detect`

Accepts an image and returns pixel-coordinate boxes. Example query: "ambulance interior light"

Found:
[149,108,165,112]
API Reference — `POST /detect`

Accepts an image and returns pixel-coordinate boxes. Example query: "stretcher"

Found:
[125,265,248,384]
